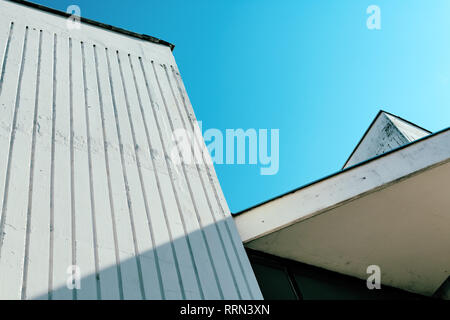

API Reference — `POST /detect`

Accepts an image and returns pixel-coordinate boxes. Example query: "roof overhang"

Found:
[5,0,175,50]
[234,128,450,296]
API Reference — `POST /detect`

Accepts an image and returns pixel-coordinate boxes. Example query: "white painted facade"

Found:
[0,0,262,300]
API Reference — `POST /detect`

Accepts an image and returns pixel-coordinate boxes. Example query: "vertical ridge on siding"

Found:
[140,58,203,299]
[26,29,53,300]
[0,22,14,96]
[116,51,163,299]
[68,36,77,300]
[153,62,226,299]
[81,41,101,299]
[0,0,262,300]
[152,60,220,298]
[126,54,168,299]
[93,44,124,299]
[72,37,99,300]
[154,62,235,299]
[21,28,43,300]
[100,47,141,300]
[105,48,146,300]
[48,33,57,300]
[51,33,72,301]
[0,23,24,283]
[47,33,58,300]
[170,65,253,298]
[164,64,242,299]
[0,26,30,300]
[134,56,186,299]
[91,44,122,300]
[170,66,262,299]
[0,25,28,256]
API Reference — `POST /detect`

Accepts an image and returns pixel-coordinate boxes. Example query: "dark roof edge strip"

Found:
[6,0,175,51]
[341,110,432,169]
[233,126,450,216]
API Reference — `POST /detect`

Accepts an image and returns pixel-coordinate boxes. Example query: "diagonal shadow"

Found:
[34,217,260,300]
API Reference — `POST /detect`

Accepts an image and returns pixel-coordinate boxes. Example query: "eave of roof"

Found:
[6,0,175,51]
[233,125,449,217]
[243,157,450,296]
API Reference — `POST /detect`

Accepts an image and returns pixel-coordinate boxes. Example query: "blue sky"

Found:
[31,0,450,212]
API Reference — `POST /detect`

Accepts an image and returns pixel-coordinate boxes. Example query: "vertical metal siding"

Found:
[0,0,262,300]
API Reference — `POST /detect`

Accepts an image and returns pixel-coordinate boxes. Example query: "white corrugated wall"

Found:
[0,0,262,300]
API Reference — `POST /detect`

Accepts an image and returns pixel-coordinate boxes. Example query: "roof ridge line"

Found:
[5,0,175,51]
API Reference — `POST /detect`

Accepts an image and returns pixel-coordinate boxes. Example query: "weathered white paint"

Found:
[343,111,430,169]
[235,128,450,296]
[0,0,262,300]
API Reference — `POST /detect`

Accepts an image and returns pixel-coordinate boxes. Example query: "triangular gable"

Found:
[343,111,431,169]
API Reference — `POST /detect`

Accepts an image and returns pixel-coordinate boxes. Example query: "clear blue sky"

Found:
[31,0,450,212]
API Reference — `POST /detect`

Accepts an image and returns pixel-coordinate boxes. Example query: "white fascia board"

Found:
[235,128,450,243]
